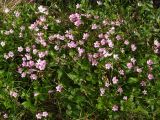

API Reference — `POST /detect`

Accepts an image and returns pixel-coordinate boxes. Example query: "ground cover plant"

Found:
[0,0,160,119]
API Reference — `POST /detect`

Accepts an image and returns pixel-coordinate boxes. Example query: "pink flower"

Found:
[123,96,128,100]
[107,39,114,48]
[124,40,129,45]
[82,33,89,40]
[136,67,142,73]
[68,41,77,48]
[26,47,31,52]
[112,105,118,111]
[3,113,8,119]
[77,47,85,56]
[30,74,37,80]
[76,4,81,9]
[74,20,82,27]
[36,59,46,70]
[94,41,100,48]
[28,60,35,67]
[140,81,146,86]
[117,87,123,94]
[127,62,133,69]
[148,74,154,80]
[8,51,14,58]
[10,91,18,98]
[116,35,121,40]
[131,58,136,65]
[56,85,63,92]
[131,44,137,51]
[36,113,42,119]
[119,69,124,75]
[147,59,153,66]
[112,77,118,84]
[105,82,110,87]
[38,52,46,58]
[100,39,106,45]
[105,63,112,69]
[42,112,48,117]
[69,13,81,23]
[91,24,98,29]
[18,46,23,52]
[33,49,38,54]
[100,88,105,96]
[4,54,9,59]
[21,72,26,78]
[91,59,98,66]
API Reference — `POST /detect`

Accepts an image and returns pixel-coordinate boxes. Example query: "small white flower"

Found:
[3,8,10,13]
[0,41,5,47]
[97,1,102,5]
[42,112,48,117]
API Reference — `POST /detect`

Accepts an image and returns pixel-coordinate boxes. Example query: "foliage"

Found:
[0,0,160,119]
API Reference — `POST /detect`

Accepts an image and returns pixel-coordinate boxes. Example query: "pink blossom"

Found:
[77,47,85,56]
[127,62,133,69]
[105,81,110,87]
[140,81,146,86]
[116,35,121,40]
[119,69,124,75]
[117,87,123,94]
[105,63,112,69]
[68,41,77,48]
[100,88,105,96]
[147,59,153,66]
[124,40,129,45]
[18,46,23,52]
[3,113,8,119]
[21,72,26,78]
[10,91,18,98]
[26,47,30,52]
[112,105,118,111]
[38,52,46,58]
[94,41,100,48]
[33,49,38,54]
[123,96,128,100]
[36,59,47,70]
[76,4,81,9]
[8,51,14,57]
[36,113,42,119]
[30,74,37,80]
[69,13,81,22]
[74,20,82,27]
[42,112,48,117]
[28,60,35,67]
[4,54,9,59]
[131,44,137,51]
[112,77,118,84]
[91,24,98,29]
[91,59,98,66]
[56,85,63,92]
[148,74,154,80]
[82,33,89,40]
[136,67,142,73]
[131,58,136,64]
[100,39,106,45]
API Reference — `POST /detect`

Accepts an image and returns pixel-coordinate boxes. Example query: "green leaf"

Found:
[22,101,36,112]
[128,77,139,84]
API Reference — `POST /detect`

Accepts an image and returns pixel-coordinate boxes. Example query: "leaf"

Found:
[128,77,139,84]
[22,101,36,112]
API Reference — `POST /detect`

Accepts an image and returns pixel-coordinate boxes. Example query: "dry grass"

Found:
[0,0,23,13]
